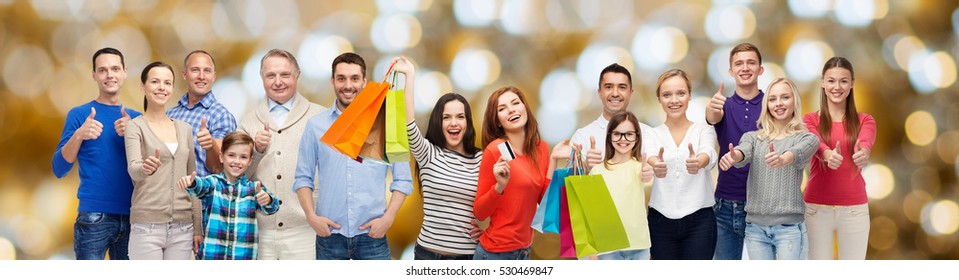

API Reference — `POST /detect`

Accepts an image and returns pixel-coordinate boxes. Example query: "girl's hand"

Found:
[851,141,869,169]
[825,141,843,170]
[493,157,511,194]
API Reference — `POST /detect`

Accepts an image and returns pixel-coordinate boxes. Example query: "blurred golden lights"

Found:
[905,111,937,146]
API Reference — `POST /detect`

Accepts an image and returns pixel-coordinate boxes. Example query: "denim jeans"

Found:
[413,244,473,260]
[745,222,808,260]
[714,198,747,260]
[315,233,391,260]
[73,212,130,260]
[648,207,716,260]
[596,249,650,260]
[473,243,529,260]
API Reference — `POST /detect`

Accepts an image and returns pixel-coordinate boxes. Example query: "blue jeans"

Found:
[315,234,391,260]
[714,198,746,260]
[745,222,808,260]
[73,212,130,260]
[473,243,529,260]
[413,244,473,260]
[648,207,716,260]
[597,249,650,260]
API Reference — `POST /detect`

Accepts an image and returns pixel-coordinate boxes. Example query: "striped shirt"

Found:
[407,121,482,255]
[188,173,278,260]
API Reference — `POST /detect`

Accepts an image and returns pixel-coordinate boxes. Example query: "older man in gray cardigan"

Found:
[240,49,325,259]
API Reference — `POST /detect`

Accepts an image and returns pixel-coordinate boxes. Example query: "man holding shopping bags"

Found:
[294,52,413,260]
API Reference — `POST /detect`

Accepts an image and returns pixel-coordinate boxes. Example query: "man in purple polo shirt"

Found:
[705,42,765,260]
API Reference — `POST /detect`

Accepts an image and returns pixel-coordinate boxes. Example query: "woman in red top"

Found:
[803,57,876,260]
[473,86,559,260]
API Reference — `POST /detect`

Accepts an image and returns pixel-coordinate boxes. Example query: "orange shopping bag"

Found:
[320,63,395,160]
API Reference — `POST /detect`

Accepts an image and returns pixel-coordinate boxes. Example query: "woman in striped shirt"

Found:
[393,57,483,260]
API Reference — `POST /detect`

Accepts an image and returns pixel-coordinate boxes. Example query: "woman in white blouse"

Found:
[644,69,718,260]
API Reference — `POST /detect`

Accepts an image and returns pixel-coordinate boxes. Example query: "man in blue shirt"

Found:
[52,47,141,260]
[294,52,413,260]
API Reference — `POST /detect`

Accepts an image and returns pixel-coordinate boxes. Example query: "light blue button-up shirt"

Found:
[267,95,293,126]
[293,105,413,238]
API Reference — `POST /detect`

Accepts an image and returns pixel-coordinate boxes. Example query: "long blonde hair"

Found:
[756,78,805,140]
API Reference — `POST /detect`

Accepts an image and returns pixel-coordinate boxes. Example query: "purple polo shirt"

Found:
[710,90,763,201]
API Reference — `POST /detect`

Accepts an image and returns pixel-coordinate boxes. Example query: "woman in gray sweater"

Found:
[124,61,202,259]
[718,78,818,260]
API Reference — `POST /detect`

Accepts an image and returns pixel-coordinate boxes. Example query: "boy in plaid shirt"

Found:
[178,131,279,260]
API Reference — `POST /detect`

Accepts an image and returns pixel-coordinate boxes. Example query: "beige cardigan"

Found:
[124,116,202,235]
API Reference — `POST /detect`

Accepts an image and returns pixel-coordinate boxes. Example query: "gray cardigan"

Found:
[124,116,202,234]
[733,130,818,226]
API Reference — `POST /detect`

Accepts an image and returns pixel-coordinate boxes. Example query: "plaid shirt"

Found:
[188,173,278,260]
[167,92,237,177]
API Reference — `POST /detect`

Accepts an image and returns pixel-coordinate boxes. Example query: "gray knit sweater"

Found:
[733,131,818,226]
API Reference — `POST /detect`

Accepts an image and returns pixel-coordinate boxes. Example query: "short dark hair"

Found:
[140,61,175,110]
[183,50,216,70]
[92,47,125,71]
[598,63,632,88]
[729,42,762,65]
[260,49,300,74]
[221,131,254,155]
[331,52,366,79]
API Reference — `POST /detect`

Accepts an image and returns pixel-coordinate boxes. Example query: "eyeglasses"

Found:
[609,131,638,142]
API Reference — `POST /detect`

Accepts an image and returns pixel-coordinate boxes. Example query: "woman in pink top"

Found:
[803,57,876,260]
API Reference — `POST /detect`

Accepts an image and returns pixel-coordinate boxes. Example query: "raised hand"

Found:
[764,143,786,168]
[79,107,103,140]
[493,157,511,194]
[254,181,272,206]
[719,143,742,171]
[391,56,415,76]
[651,147,667,178]
[254,122,271,153]
[114,105,131,137]
[685,143,700,174]
[550,139,572,161]
[852,141,869,169]
[306,214,340,237]
[178,171,197,190]
[707,82,727,115]
[142,148,161,175]
[826,141,843,170]
[585,136,603,171]
[640,152,653,183]
[197,116,213,150]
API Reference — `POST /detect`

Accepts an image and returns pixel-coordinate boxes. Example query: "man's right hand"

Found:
[114,105,131,137]
[197,116,214,150]
[307,214,341,237]
[706,81,726,123]
[79,107,103,141]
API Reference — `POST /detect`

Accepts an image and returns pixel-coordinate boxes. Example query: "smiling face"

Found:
[495,91,528,134]
[142,66,175,108]
[821,67,854,106]
[93,54,127,95]
[261,56,298,104]
[220,143,253,181]
[331,62,366,110]
[728,50,764,88]
[441,100,469,153]
[183,53,216,96]
[609,119,638,157]
[657,76,691,119]
[766,82,795,122]
[598,72,633,119]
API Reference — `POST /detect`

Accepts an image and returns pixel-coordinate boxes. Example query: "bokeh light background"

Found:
[0,0,957,260]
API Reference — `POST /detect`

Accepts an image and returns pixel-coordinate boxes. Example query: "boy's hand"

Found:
[254,182,272,206]
[178,171,197,190]
[360,216,394,239]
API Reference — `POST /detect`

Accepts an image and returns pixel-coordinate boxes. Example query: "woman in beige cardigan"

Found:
[124,61,202,260]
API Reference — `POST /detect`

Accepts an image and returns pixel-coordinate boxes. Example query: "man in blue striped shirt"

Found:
[294,52,413,260]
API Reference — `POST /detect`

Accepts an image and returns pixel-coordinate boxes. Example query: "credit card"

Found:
[498,141,516,161]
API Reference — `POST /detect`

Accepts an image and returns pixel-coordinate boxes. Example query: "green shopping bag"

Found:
[565,173,630,258]
[384,72,410,163]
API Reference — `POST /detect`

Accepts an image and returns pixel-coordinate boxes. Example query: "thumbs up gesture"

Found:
[650,147,668,178]
[254,122,271,154]
[720,143,743,171]
[178,171,197,190]
[851,141,869,169]
[685,143,702,174]
[826,141,843,170]
[585,136,603,171]
[197,116,214,150]
[708,82,727,115]
[640,152,653,183]
[254,181,272,206]
[142,148,162,175]
[764,143,784,168]
[114,105,131,136]
[79,107,103,140]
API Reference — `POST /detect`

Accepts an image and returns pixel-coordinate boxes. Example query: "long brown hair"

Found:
[603,111,643,170]
[817,57,860,150]
[482,86,542,168]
